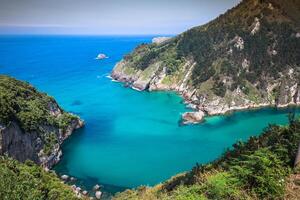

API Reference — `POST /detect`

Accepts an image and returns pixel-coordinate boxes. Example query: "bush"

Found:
[230,148,288,199]
[0,156,79,200]
[205,172,242,199]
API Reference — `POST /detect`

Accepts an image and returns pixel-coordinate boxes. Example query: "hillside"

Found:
[0,156,81,200]
[0,75,84,168]
[111,0,300,123]
[113,115,300,200]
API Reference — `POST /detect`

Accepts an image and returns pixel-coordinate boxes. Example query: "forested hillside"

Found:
[112,0,300,123]
[0,156,81,200]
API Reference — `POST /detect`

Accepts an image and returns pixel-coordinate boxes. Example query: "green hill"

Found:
[0,156,80,200]
[112,0,300,123]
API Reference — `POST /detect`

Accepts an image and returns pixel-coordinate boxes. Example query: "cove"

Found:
[0,35,299,195]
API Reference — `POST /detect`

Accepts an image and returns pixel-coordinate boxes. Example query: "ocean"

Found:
[0,35,299,196]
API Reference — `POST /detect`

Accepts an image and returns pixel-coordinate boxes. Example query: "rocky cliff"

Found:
[111,0,300,123]
[0,75,84,169]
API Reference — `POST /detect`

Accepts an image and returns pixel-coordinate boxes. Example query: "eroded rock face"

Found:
[276,73,300,107]
[111,57,300,124]
[0,118,83,169]
[111,60,139,84]
[0,122,39,163]
[112,57,300,124]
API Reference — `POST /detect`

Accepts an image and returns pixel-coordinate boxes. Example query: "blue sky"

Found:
[0,0,240,35]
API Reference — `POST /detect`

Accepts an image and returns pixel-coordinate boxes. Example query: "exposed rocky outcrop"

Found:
[112,57,300,123]
[182,111,205,124]
[152,37,171,44]
[0,110,83,169]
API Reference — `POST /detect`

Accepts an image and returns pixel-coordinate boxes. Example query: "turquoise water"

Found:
[0,35,299,195]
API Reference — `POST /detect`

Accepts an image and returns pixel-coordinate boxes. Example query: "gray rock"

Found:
[0,117,84,169]
[95,191,102,199]
[76,187,81,192]
[182,111,205,124]
[61,175,69,181]
[93,184,100,190]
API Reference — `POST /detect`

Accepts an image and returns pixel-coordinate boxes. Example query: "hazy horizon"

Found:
[0,0,240,35]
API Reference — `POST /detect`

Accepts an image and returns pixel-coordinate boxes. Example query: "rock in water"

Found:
[93,184,100,190]
[61,174,69,181]
[95,191,102,199]
[96,53,108,60]
[182,111,205,124]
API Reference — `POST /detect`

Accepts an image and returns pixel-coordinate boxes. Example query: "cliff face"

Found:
[0,75,84,168]
[111,0,300,123]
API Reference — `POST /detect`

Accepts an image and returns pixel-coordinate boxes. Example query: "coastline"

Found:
[110,74,300,124]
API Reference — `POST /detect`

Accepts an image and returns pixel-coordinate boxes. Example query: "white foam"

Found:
[106,75,112,79]
[132,86,142,91]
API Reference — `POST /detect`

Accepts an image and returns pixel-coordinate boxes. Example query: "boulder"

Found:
[76,187,81,192]
[93,184,100,190]
[70,177,76,182]
[82,190,88,195]
[61,175,69,181]
[95,191,102,199]
[182,111,205,124]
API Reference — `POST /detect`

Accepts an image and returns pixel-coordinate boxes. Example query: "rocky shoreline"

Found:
[42,117,84,169]
[0,114,84,170]
[111,60,300,124]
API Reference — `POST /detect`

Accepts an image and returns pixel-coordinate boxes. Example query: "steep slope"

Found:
[0,156,82,200]
[112,0,300,123]
[0,75,84,169]
[113,116,300,200]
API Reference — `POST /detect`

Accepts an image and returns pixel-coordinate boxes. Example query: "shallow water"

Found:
[0,35,299,195]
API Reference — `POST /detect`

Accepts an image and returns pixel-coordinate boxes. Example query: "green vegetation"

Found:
[0,75,80,157]
[0,75,77,133]
[114,115,300,199]
[119,0,300,100]
[0,156,80,200]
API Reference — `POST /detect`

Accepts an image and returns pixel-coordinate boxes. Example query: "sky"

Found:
[0,0,240,35]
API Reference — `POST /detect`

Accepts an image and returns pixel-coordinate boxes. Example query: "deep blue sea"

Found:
[0,35,299,196]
